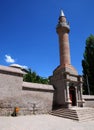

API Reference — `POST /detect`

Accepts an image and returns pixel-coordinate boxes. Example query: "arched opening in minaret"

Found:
[69,86,76,106]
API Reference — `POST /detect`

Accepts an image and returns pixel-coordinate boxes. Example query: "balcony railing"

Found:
[57,22,70,29]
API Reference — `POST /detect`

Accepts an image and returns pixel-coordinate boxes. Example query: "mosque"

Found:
[0,10,94,117]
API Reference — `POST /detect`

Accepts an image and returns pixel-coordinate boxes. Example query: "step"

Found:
[50,107,94,121]
[51,112,79,121]
[51,110,77,115]
[50,111,77,117]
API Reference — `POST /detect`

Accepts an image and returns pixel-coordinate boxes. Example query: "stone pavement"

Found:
[0,114,94,130]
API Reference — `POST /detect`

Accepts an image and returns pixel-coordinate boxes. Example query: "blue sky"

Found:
[0,0,94,77]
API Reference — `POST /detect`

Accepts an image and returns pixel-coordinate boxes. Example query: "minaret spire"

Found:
[60,10,65,17]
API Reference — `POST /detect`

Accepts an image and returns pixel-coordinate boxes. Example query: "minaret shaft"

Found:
[56,10,71,67]
[56,10,77,74]
[59,31,71,66]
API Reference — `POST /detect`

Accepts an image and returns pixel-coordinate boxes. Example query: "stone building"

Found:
[50,10,84,109]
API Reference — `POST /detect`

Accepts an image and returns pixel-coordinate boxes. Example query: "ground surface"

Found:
[0,114,94,130]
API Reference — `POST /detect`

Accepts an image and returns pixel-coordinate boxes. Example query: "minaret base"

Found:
[50,65,84,109]
[53,64,78,75]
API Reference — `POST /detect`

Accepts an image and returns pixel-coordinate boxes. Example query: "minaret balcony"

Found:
[56,22,70,30]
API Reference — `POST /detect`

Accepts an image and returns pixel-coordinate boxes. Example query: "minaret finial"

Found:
[60,10,65,17]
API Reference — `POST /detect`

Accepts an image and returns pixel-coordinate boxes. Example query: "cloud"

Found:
[5,55,15,63]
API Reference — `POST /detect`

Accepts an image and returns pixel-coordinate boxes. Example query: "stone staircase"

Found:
[50,107,94,121]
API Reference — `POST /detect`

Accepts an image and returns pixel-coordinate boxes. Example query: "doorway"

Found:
[69,86,76,106]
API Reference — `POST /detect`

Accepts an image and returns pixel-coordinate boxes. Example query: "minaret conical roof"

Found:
[60,10,65,17]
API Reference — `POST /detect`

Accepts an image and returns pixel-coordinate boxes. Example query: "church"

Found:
[0,10,94,117]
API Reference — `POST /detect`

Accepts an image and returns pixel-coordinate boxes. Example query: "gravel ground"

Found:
[0,114,94,130]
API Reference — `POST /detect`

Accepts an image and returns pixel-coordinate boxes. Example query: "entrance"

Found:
[69,86,76,106]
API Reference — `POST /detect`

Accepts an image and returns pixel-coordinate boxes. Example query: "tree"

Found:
[23,68,49,84]
[82,35,94,95]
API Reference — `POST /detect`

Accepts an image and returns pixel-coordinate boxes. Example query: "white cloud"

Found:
[5,55,15,63]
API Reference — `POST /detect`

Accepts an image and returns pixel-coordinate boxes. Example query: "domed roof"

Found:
[10,64,22,69]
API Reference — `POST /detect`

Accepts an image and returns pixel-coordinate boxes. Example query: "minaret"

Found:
[56,10,70,66]
[56,10,77,74]
[50,10,83,109]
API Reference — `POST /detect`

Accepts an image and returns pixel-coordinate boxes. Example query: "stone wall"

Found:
[83,95,94,108]
[50,70,66,108]
[0,83,54,116]
[20,82,54,115]
[0,66,54,116]
[0,66,23,99]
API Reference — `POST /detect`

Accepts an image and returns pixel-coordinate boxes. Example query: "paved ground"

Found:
[0,114,94,130]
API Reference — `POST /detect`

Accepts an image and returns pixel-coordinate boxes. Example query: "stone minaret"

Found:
[50,10,84,109]
[56,10,77,74]
[57,10,70,66]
